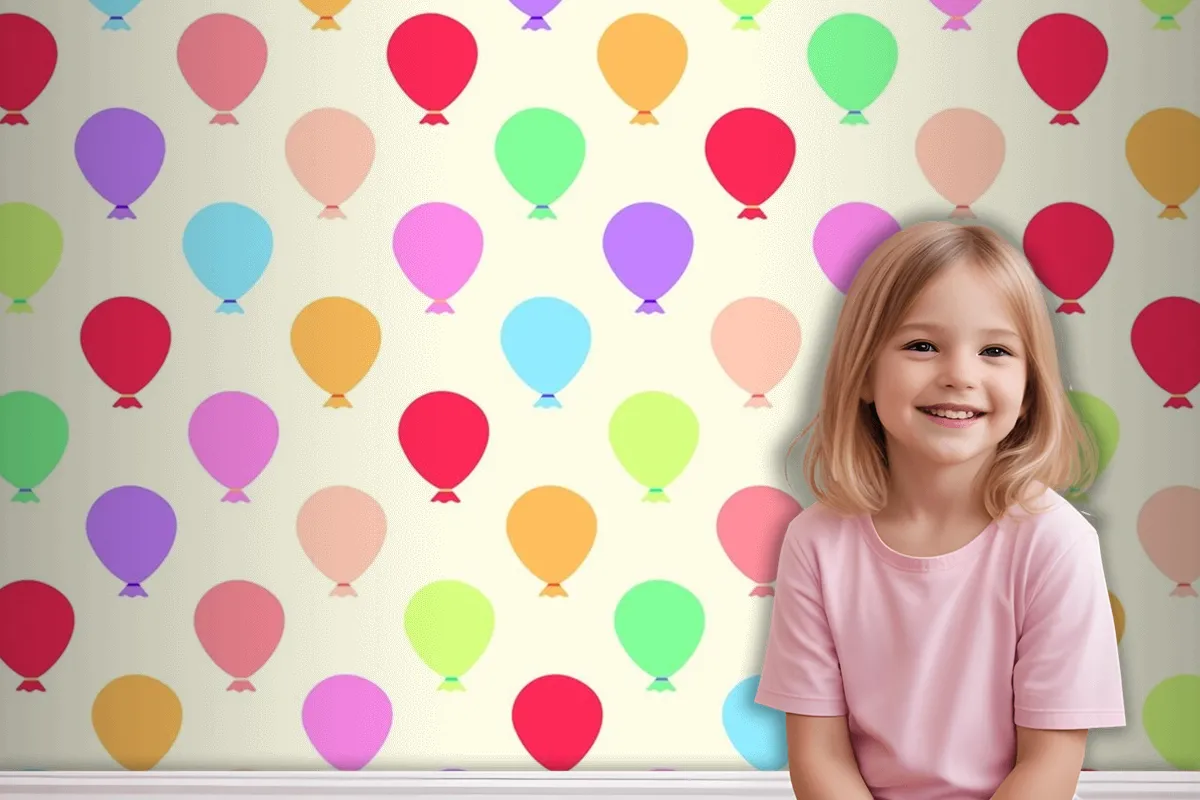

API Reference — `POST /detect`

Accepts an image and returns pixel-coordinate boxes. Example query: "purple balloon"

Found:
[929,0,982,30]
[74,107,166,220]
[303,675,393,770]
[812,202,900,294]
[187,391,279,503]
[86,486,176,598]
[510,0,561,30]
[603,202,694,314]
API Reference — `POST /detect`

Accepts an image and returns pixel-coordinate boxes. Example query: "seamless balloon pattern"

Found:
[1,2,1197,775]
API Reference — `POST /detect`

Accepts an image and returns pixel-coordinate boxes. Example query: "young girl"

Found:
[755,222,1125,800]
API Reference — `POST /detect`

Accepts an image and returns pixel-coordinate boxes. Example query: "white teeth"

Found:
[924,408,977,419]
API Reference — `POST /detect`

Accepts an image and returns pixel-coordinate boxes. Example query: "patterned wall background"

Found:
[0,0,1198,775]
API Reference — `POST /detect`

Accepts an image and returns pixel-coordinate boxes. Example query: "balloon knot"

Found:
[642,488,670,503]
[750,584,775,597]
[1170,583,1198,597]
[319,205,346,220]
[108,205,136,220]
[534,393,563,409]
[1050,112,1079,125]
[744,393,771,409]
[540,583,568,598]
[432,490,461,503]
[950,205,975,219]
[227,679,256,692]
[102,16,132,30]
[330,583,358,597]
[438,677,467,692]
[636,299,665,314]
[1,110,28,125]
[113,394,143,409]
[421,111,450,125]
[1164,395,1193,409]
[426,300,455,314]
[119,583,148,598]
[1159,205,1187,220]
[631,111,659,125]
[1056,300,1085,314]
[522,16,552,30]
[738,206,767,220]
[324,394,353,409]
[16,678,45,692]
[12,488,39,503]
[528,205,557,220]
[313,16,341,30]
[210,112,238,125]
[7,299,33,314]
[648,677,676,692]
[222,488,251,503]
[840,110,868,126]
[942,16,971,30]
[217,299,245,314]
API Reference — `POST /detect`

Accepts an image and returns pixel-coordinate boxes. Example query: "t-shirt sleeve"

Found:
[754,515,848,716]
[1012,527,1126,730]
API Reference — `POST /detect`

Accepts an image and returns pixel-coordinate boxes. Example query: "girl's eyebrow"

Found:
[894,322,1019,339]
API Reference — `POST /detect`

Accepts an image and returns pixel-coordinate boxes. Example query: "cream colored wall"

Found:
[1,0,1197,772]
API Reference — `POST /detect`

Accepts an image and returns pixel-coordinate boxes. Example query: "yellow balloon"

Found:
[291,297,381,408]
[1126,107,1200,219]
[598,14,688,125]
[299,0,351,30]
[507,486,597,597]
[92,675,182,771]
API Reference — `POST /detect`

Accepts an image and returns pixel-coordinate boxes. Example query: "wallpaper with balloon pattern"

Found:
[1,0,1199,775]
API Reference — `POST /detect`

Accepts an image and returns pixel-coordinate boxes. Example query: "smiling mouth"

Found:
[918,405,987,420]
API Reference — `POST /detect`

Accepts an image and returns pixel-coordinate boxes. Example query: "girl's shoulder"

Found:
[1001,486,1101,563]
[781,501,866,557]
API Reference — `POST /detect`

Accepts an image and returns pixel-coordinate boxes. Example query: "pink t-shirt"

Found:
[755,490,1126,800]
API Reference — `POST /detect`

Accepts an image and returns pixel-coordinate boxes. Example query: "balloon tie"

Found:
[535,204,549,210]
[739,15,754,21]
[17,488,32,494]
[12,299,27,304]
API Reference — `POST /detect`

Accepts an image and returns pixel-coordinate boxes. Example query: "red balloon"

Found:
[1017,14,1108,125]
[386,14,478,125]
[0,580,74,692]
[1023,202,1113,314]
[0,14,57,126]
[1131,297,1200,410]
[399,391,489,502]
[80,297,171,409]
[705,108,795,220]
[512,675,602,771]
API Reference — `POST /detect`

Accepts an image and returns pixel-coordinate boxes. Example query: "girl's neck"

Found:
[879,448,993,528]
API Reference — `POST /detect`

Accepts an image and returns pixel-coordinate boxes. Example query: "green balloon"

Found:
[0,392,68,503]
[1142,0,1191,29]
[807,14,898,125]
[1067,390,1120,502]
[720,0,773,30]
[0,203,63,314]
[609,391,699,503]
[614,580,705,691]
[495,108,586,220]
[404,580,494,691]
[1143,674,1200,769]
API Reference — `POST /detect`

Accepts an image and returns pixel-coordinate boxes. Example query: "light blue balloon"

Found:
[500,297,591,409]
[182,202,273,314]
[722,675,787,771]
[90,0,142,30]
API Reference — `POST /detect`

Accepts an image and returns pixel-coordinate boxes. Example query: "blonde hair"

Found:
[792,221,1098,519]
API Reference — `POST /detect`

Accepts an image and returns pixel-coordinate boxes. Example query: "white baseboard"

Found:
[0,771,1198,799]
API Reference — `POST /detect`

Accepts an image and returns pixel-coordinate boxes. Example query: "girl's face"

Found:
[863,261,1029,472]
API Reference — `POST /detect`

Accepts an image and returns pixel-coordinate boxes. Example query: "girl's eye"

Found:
[981,346,1011,357]
[904,341,936,352]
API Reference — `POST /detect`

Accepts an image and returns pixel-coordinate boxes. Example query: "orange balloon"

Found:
[285,108,375,219]
[711,297,801,408]
[598,14,688,125]
[1126,107,1200,220]
[297,486,387,596]
[916,108,1006,219]
[507,486,596,597]
[92,675,182,771]
[1109,591,1125,644]
[299,0,351,31]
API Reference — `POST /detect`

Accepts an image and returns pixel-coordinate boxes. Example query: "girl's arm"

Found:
[785,714,874,800]
[989,727,1087,800]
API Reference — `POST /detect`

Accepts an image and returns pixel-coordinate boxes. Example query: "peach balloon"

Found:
[711,297,801,408]
[1137,485,1200,597]
[285,108,376,219]
[297,486,387,597]
[717,485,801,596]
[916,108,1006,219]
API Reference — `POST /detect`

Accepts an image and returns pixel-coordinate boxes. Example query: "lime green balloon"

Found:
[609,391,699,502]
[615,580,705,691]
[1143,674,1200,769]
[1066,390,1120,501]
[807,14,898,125]
[720,0,773,30]
[495,108,586,220]
[0,391,69,503]
[1142,0,1191,29]
[403,580,494,691]
[0,203,63,314]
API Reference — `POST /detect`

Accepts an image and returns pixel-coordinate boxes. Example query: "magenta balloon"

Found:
[811,202,900,294]
[187,391,279,503]
[929,0,982,29]
[303,675,393,770]
[392,203,484,315]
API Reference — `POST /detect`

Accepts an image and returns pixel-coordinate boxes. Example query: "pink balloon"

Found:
[930,0,982,30]
[716,486,802,596]
[812,203,900,294]
[177,14,267,125]
[188,391,279,503]
[303,675,393,770]
[194,580,284,691]
[285,108,376,220]
[393,202,484,314]
[1137,486,1200,598]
